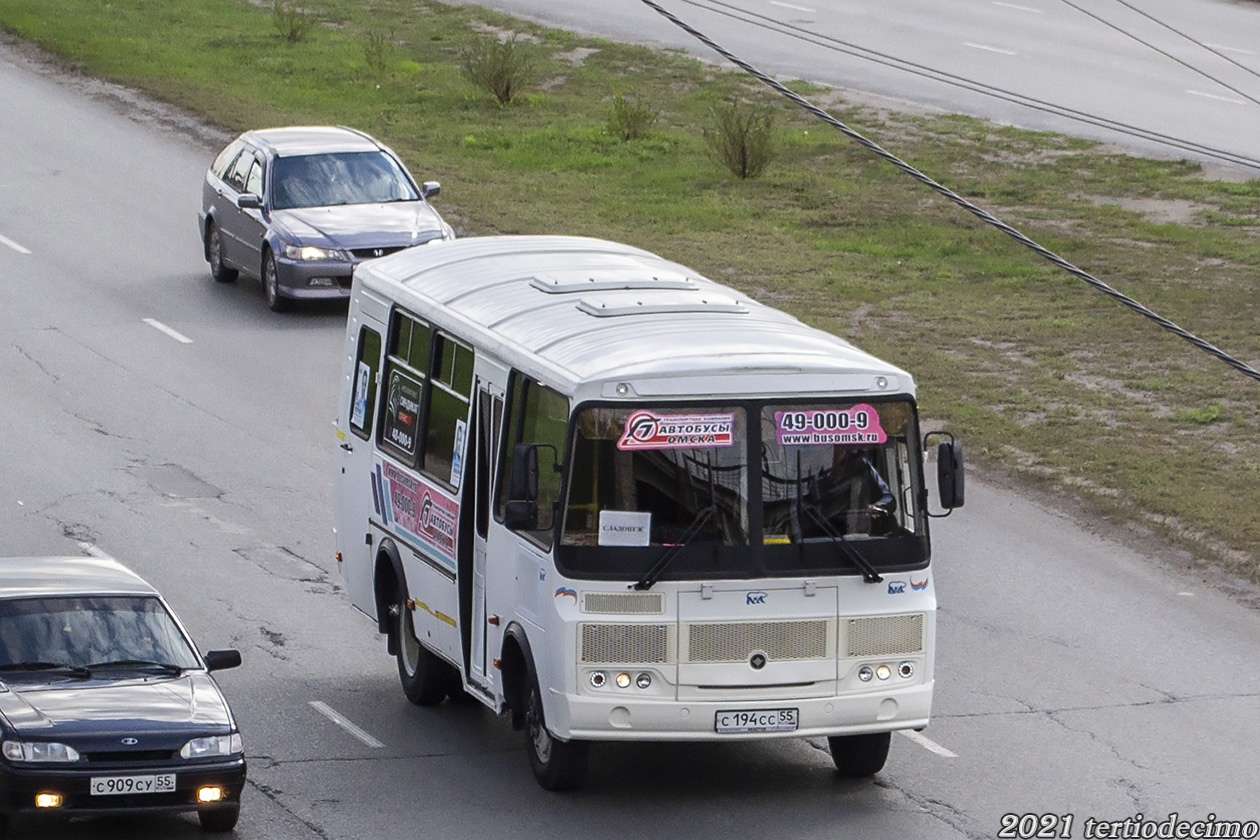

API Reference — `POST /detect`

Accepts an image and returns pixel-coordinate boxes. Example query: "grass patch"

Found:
[3,0,1260,581]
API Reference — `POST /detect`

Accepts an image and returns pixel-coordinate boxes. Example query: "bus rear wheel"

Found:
[396,596,453,706]
[827,731,891,777]
[523,662,588,791]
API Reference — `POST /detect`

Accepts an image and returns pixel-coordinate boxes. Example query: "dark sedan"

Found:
[199,125,455,311]
[0,556,245,836]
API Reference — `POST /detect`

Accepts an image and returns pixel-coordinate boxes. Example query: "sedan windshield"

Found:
[0,596,202,672]
[271,151,420,209]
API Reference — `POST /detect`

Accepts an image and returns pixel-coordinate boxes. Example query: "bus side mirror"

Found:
[504,443,540,530]
[936,439,965,509]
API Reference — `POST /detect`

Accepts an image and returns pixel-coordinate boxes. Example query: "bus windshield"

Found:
[557,399,927,581]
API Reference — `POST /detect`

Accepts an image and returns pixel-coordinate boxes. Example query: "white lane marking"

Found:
[1203,43,1256,56]
[900,729,958,758]
[309,701,385,748]
[0,233,32,255]
[1186,89,1247,105]
[964,42,1017,56]
[143,318,193,344]
[769,0,816,11]
[77,542,112,559]
[992,1,1042,12]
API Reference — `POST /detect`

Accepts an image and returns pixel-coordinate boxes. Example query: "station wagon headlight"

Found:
[2,740,81,763]
[180,733,243,759]
[283,244,347,261]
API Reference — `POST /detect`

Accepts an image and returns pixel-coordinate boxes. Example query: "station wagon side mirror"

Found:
[504,443,540,530]
[236,194,262,210]
[204,649,243,672]
[421,181,441,200]
[923,432,965,515]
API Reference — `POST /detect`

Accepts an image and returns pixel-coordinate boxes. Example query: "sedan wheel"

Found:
[263,250,292,312]
[207,222,238,283]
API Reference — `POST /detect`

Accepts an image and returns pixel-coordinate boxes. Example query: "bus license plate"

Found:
[90,773,177,796]
[715,708,799,733]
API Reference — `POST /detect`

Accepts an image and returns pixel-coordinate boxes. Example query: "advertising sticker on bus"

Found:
[617,410,735,451]
[774,404,887,446]
[377,459,459,569]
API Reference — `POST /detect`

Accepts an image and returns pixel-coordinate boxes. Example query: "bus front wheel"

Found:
[396,596,452,706]
[523,662,589,791]
[827,731,891,777]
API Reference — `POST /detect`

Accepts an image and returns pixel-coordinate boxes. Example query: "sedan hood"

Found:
[272,202,448,250]
[0,673,233,734]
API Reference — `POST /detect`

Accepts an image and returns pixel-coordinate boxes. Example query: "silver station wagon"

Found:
[198,125,454,311]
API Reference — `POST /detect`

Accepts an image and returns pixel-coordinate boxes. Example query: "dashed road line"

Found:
[964,42,1017,56]
[309,701,385,749]
[0,233,31,255]
[900,729,958,758]
[143,318,193,344]
[1186,89,1246,105]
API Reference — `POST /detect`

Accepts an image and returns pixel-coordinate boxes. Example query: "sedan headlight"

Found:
[180,733,244,760]
[2,740,81,763]
[282,244,349,261]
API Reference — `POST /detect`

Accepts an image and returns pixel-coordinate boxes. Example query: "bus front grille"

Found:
[845,613,924,657]
[683,620,829,662]
[579,623,672,664]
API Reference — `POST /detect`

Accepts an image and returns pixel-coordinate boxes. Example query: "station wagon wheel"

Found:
[396,594,453,706]
[523,659,589,791]
[198,803,240,832]
[207,221,237,283]
[262,250,291,312]
[827,731,891,777]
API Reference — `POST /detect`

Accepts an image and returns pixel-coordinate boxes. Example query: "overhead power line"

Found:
[665,0,1260,171]
[637,0,1260,385]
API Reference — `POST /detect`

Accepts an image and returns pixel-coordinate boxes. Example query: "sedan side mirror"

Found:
[421,181,441,200]
[204,649,243,672]
[236,194,262,210]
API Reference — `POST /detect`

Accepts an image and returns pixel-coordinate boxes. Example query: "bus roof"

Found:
[353,235,913,399]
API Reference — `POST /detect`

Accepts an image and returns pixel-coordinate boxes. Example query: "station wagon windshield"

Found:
[557,398,927,580]
[271,151,419,210]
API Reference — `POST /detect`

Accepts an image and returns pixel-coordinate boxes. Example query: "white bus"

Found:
[332,235,963,790]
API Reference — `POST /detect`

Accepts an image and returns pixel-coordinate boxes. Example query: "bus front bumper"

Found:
[553,683,933,742]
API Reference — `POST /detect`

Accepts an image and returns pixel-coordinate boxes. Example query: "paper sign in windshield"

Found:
[617,410,734,450]
[599,511,652,546]
[775,404,887,445]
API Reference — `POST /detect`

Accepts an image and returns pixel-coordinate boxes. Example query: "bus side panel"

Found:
[334,285,389,620]
[400,553,462,666]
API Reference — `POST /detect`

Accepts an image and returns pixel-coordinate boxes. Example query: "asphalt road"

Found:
[2,29,1260,840]
[451,0,1260,171]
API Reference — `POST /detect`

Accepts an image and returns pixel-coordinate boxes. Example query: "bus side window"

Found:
[349,327,381,439]
[497,373,568,549]
[422,332,473,487]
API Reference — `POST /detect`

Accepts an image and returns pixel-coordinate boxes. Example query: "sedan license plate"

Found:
[90,773,177,796]
[715,708,799,733]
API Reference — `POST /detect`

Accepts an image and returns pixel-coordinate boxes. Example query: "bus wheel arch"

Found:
[373,540,405,654]
[503,624,589,791]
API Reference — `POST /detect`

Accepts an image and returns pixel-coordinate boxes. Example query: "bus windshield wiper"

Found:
[0,661,91,678]
[795,464,883,584]
[634,453,718,591]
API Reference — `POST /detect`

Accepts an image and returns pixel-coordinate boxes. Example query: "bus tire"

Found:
[524,661,588,791]
[396,595,451,706]
[827,731,891,777]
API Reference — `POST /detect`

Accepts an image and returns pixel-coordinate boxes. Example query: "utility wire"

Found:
[637,0,1260,385]
[1057,0,1260,106]
[665,0,1260,170]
